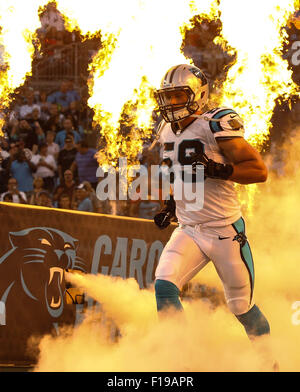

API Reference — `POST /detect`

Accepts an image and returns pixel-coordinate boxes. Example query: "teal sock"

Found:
[236,305,270,340]
[155,279,183,312]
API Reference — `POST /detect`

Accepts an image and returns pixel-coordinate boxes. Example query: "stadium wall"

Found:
[0,202,175,364]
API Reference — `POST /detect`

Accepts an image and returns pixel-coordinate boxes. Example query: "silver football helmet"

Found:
[154,64,209,123]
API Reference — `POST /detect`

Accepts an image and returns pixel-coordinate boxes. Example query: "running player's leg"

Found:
[155,226,210,312]
[205,218,270,340]
[208,219,278,370]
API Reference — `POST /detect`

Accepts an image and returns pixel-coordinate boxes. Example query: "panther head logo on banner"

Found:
[0,227,86,324]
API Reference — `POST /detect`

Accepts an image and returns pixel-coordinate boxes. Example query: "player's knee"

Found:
[227,298,249,315]
[155,279,183,312]
[236,304,270,339]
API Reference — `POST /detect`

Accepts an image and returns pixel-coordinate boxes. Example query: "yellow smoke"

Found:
[34,273,262,372]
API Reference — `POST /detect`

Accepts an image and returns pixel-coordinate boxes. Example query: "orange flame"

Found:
[0,0,49,136]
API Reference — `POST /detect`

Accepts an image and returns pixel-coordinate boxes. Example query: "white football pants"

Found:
[155,217,255,315]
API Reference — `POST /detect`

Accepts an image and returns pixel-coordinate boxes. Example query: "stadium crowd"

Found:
[0,3,299,219]
[0,77,163,218]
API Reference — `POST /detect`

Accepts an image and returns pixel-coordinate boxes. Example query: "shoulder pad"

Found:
[203,107,244,134]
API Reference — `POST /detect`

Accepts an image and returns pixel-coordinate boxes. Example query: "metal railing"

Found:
[30,42,97,91]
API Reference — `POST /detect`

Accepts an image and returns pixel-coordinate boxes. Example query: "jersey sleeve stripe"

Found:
[209,119,222,133]
[213,108,238,119]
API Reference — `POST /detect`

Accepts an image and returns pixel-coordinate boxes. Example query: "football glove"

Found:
[154,195,176,229]
[191,151,233,180]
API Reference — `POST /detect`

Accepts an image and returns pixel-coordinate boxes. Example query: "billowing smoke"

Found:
[33,132,300,372]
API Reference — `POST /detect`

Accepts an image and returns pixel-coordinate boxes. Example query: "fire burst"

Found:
[54,0,219,167]
[0,0,48,135]
[0,0,298,169]
[218,0,298,147]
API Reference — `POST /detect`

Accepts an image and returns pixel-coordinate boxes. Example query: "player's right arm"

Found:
[203,107,268,185]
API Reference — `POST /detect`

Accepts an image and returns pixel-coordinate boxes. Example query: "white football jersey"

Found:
[158,107,245,227]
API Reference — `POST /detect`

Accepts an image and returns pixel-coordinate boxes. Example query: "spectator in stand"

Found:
[58,193,72,210]
[71,140,98,189]
[27,108,46,146]
[0,137,10,154]
[9,149,36,196]
[64,101,84,136]
[36,90,51,122]
[47,81,76,113]
[78,95,92,130]
[44,103,64,134]
[10,119,39,150]
[8,142,19,161]
[16,139,27,154]
[71,101,86,137]
[66,80,81,103]
[75,183,94,212]
[57,133,78,182]
[55,118,81,149]
[0,177,27,204]
[27,106,46,131]
[53,169,77,205]
[46,130,60,160]
[28,177,46,205]
[19,89,40,120]
[82,180,102,213]
[31,143,57,193]
[36,190,53,207]
[6,90,25,126]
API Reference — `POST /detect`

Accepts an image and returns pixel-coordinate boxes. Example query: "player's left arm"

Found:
[217,137,268,185]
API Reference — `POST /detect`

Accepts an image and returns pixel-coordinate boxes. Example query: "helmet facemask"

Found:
[154,86,199,123]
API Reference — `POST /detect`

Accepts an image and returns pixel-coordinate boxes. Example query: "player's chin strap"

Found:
[149,119,186,150]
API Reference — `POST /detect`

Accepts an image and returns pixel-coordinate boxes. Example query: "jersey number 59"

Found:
[163,139,204,183]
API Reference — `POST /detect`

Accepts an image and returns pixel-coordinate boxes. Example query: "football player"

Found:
[153,64,271,348]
